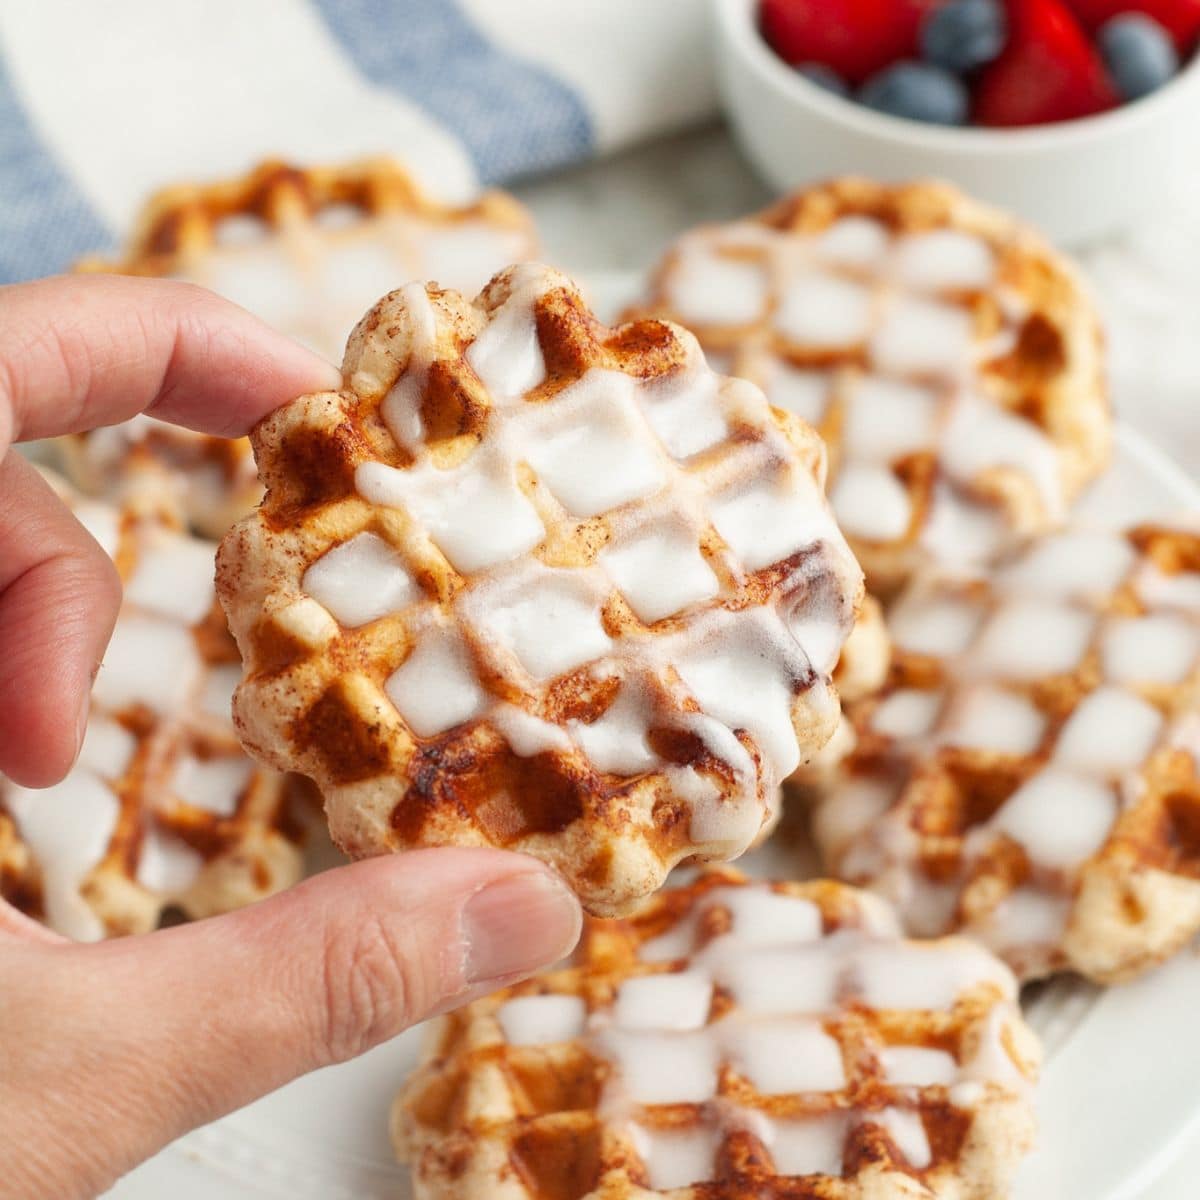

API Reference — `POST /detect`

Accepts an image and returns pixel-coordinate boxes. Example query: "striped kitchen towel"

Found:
[0,0,716,283]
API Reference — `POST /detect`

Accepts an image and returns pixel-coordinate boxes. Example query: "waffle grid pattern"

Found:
[813,523,1200,983]
[0,483,303,940]
[394,870,1039,1200]
[628,179,1110,594]
[218,266,864,916]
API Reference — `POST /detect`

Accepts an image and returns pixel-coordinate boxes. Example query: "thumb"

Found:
[0,848,581,1200]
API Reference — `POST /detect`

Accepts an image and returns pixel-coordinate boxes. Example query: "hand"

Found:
[0,278,582,1200]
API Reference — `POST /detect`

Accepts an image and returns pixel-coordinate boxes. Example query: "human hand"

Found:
[0,277,582,1200]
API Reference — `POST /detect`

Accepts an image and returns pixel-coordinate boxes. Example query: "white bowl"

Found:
[712,0,1200,245]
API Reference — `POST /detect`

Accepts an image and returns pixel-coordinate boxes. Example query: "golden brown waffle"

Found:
[394,868,1039,1200]
[811,523,1200,984]
[217,265,865,917]
[627,178,1111,595]
[0,480,304,940]
[61,157,537,537]
[833,593,891,706]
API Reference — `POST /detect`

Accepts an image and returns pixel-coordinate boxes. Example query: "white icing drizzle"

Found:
[726,1018,847,1093]
[471,564,613,681]
[879,1045,958,1087]
[1052,686,1164,775]
[124,528,217,624]
[93,615,203,714]
[379,281,436,451]
[874,1107,932,1169]
[356,451,545,574]
[764,363,831,426]
[774,271,874,348]
[870,295,974,377]
[495,994,587,1046]
[136,828,204,894]
[893,230,996,292]
[4,778,119,941]
[652,216,1076,573]
[338,276,858,856]
[170,755,253,817]
[969,601,1095,679]
[870,690,942,740]
[940,394,1064,520]
[520,880,1030,1189]
[989,769,1117,868]
[599,521,719,624]
[665,237,770,327]
[488,704,572,758]
[827,519,1200,966]
[816,216,889,268]
[303,532,418,628]
[831,463,912,542]
[1,506,271,937]
[464,263,551,399]
[841,376,940,462]
[77,716,137,778]
[614,972,713,1031]
[766,1115,848,1177]
[940,687,1045,756]
[568,679,661,775]
[1102,613,1200,684]
[709,466,835,572]
[997,531,1135,598]
[630,1125,719,1191]
[384,623,485,738]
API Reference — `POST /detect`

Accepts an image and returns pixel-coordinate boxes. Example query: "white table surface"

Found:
[510,123,1200,1200]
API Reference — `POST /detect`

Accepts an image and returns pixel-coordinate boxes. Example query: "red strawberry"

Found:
[760,0,945,84]
[974,0,1120,125]
[1064,0,1200,53]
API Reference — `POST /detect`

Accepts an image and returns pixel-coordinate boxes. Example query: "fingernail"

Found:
[461,869,582,986]
[73,694,91,761]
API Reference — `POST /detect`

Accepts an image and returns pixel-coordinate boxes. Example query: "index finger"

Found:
[0,275,343,455]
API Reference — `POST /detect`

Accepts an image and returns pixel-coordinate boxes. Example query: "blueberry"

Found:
[1100,14,1179,101]
[921,0,1007,73]
[795,62,850,97]
[858,61,969,125]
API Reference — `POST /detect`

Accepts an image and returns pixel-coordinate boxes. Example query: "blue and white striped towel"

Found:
[0,0,716,283]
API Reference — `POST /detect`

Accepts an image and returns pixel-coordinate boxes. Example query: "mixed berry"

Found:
[760,0,1195,126]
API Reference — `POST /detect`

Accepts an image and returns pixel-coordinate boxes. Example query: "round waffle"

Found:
[0,480,305,940]
[61,157,537,537]
[811,522,1200,984]
[627,178,1111,595]
[394,868,1039,1199]
[217,265,865,917]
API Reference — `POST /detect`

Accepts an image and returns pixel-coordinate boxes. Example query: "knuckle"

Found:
[317,913,420,1064]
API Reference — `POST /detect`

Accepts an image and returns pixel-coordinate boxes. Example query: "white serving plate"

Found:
[108,424,1200,1200]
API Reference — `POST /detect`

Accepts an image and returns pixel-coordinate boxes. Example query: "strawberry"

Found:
[1064,0,1200,53]
[974,0,1119,125]
[760,0,945,84]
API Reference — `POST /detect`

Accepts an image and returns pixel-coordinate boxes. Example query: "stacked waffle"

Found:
[628,178,1110,595]
[395,869,1039,1199]
[811,522,1200,983]
[0,482,304,939]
